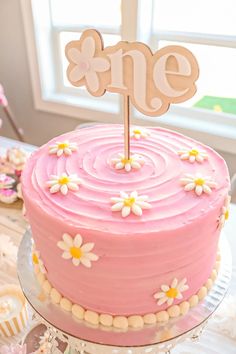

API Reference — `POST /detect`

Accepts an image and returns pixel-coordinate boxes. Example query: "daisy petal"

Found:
[86,252,99,261]
[50,184,60,194]
[63,233,73,246]
[67,183,79,191]
[167,298,174,306]
[81,242,94,252]
[184,183,196,191]
[80,257,91,268]
[111,202,124,211]
[203,185,212,194]
[195,185,203,196]
[62,252,72,260]
[57,241,69,251]
[131,204,143,216]
[74,234,83,247]
[158,297,168,306]
[161,285,169,292]
[61,184,68,195]
[154,292,165,299]
[122,206,131,218]
[72,258,80,266]
[171,278,178,288]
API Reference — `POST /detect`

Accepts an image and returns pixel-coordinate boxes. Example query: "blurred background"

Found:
[0,0,236,173]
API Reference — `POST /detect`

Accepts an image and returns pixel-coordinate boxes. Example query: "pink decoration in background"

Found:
[0,344,27,354]
[0,84,8,107]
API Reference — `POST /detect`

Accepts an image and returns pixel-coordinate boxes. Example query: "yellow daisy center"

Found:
[70,247,83,259]
[32,253,39,264]
[59,176,70,185]
[195,178,205,186]
[225,209,229,220]
[189,149,199,156]
[133,129,141,134]
[121,158,133,165]
[58,142,69,149]
[124,197,136,207]
[166,287,178,299]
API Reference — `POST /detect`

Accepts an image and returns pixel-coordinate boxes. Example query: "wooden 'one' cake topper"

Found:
[65,29,199,160]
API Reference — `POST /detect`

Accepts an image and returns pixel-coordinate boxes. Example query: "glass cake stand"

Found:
[17,230,232,354]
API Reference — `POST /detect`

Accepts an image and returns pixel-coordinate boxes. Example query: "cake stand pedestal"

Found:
[17,230,232,354]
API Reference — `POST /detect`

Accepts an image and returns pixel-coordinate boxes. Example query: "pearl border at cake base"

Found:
[17,230,232,353]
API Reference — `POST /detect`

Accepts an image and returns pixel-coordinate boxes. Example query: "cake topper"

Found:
[65,29,199,160]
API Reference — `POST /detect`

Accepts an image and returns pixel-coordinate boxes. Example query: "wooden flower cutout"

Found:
[66,31,110,95]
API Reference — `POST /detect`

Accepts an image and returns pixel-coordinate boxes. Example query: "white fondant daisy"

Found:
[130,127,149,140]
[111,153,145,172]
[154,278,189,306]
[32,246,46,274]
[67,36,110,93]
[178,147,208,163]
[57,233,99,268]
[49,140,77,157]
[218,195,231,230]
[111,191,151,218]
[180,173,217,196]
[46,173,81,195]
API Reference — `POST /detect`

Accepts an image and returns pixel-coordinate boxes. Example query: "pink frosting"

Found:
[22,124,230,316]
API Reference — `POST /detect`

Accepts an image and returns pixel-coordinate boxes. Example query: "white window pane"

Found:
[59,32,121,87]
[50,0,121,28]
[159,41,236,115]
[153,0,236,36]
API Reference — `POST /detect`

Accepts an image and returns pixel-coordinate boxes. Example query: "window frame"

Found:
[21,0,236,154]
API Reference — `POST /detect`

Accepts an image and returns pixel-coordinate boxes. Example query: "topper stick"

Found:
[124,94,130,160]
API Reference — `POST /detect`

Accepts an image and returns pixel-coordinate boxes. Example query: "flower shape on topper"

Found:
[66,33,110,94]
[178,147,208,163]
[111,191,151,217]
[46,173,82,195]
[57,233,99,268]
[218,195,231,230]
[111,153,145,172]
[180,173,217,196]
[49,140,78,157]
[66,29,199,163]
[154,278,189,306]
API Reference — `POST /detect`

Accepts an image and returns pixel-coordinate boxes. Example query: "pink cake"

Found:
[22,124,230,329]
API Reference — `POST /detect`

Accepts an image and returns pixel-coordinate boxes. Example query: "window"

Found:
[21,0,236,153]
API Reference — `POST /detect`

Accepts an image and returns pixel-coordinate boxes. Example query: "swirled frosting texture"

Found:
[22,125,230,316]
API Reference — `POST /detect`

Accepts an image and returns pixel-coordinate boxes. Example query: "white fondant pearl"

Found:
[42,280,52,295]
[197,286,207,300]
[205,278,213,291]
[128,315,144,328]
[143,313,156,325]
[113,316,129,329]
[189,295,199,308]
[156,311,169,322]
[50,288,62,304]
[72,304,85,320]
[167,305,180,318]
[60,298,72,312]
[37,273,46,286]
[215,262,221,272]
[84,310,99,325]
[99,314,113,327]
[211,269,217,281]
[179,301,190,315]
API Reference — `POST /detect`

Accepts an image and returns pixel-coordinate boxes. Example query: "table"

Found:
[0,136,235,353]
